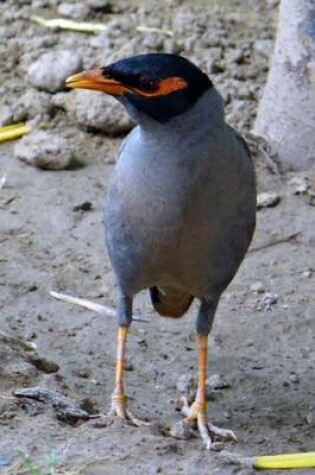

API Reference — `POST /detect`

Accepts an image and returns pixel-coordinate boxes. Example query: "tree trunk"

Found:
[253,0,315,170]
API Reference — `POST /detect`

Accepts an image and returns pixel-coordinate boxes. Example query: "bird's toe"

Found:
[179,396,236,449]
[108,394,149,427]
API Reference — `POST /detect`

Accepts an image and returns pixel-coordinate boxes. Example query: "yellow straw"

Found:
[0,123,28,144]
[31,15,106,33]
[253,452,315,470]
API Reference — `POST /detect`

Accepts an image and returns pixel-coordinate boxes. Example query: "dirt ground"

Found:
[0,0,314,474]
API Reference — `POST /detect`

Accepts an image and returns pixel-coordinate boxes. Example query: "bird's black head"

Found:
[66,53,213,122]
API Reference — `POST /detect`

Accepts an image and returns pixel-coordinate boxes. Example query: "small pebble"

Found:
[27,50,83,93]
[288,373,300,384]
[253,39,274,58]
[305,411,313,425]
[65,90,134,135]
[170,420,192,440]
[15,131,74,170]
[142,33,164,51]
[73,201,94,212]
[57,2,90,19]
[257,192,281,209]
[15,90,52,121]
[250,281,265,293]
[137,338,148,350]
[0,456,10,467]
[176,373,196,400]
[206,374,230,390]
[288,176,309,195]
[0,105,13,127]
[257,292,278,311]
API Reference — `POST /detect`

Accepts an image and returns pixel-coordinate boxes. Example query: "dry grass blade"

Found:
[49,290,150,323]
[0,123,28,144]
[136,25,174,37]
[31,15,106,33]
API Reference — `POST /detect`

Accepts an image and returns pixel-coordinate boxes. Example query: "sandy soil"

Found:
[1,1,314,474]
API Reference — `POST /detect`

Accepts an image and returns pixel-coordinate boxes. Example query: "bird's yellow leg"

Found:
[109,326,148,426]
[182,334,236,449]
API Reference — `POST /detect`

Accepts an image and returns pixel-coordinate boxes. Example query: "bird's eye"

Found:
[139,77,158,92]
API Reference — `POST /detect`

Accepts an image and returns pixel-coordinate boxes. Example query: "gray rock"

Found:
[0,105,13,127]
[170,420,192,440]
[15,89,52,120]
[64,90,134,136]
[86,0,113,12]
[257,292,278,311]
[254,39,274,58]
[90,31,113,50]
[176,373,196,400]
[15,131,74,170]
[27,50,83,93]
[206,374,230,390]
[250,281,265,293]
[163,38,182,55]
[288,175,309,195]
[257,191,281,209]
[142,33,164,51]
[57,3,90,19]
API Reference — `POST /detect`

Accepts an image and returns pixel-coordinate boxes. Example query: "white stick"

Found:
[49,291,149,323]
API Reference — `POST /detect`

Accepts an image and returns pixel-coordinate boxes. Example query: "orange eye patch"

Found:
[133,77,188,97]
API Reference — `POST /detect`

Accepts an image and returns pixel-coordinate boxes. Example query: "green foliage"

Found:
[18,451,58,475]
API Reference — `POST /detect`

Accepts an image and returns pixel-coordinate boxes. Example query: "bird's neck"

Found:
[125,88,225,142]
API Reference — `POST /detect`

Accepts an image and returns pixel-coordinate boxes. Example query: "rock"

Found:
[0,105,13,126]
[288,373,300,384]
[225,47,248,65]
[86,0,113,12]
[306,410,314,425]
[288,175,309,195]
[15,89,52,120]
[90,31,113,50]
[206,374,230,390]
[14,131,74,170]
[257,292,278,311]
[257,191,281,209]
[57,3,90,19]
[163,38,182,55]
[27,50,83,93]
[64,90,134,135]
[142,33,164,51]
[170,420,193,440]
[254,39,274,58]
[0,456,10,468]
[250,281,265,293]
[176,373,196,400]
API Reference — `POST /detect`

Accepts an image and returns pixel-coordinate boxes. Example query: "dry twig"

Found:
[249,232,300,253]
[50,290,150,323]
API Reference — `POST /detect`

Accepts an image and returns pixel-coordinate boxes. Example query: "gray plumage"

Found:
[105,86,256,333]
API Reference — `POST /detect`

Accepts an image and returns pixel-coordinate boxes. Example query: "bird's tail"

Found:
[150,286,193,318]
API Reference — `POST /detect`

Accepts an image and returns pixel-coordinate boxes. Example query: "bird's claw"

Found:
[108,394,149,427]
[180,396,236,449]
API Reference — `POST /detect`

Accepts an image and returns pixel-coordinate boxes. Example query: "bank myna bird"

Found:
[66,53,256,449]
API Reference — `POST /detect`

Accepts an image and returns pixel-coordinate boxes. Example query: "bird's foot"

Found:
[181,396,236,450]
[107,394,149,427]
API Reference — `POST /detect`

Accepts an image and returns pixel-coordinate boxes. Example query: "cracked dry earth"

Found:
[0,0,315,474]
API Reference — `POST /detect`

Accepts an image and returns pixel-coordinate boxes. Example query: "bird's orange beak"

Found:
[66,69,126,96]
[66,68,187,98]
